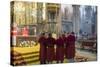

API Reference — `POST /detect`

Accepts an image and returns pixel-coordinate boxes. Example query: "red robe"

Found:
[62,36,67,55]
[56,37,64,61]
[65,35,76,59]
[46,37,56,62]
[62,36,67,44]
[22,27,29,37]
[38,36,47,61]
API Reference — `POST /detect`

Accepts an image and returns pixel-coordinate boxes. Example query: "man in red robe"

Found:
[62,33,67,55]
[38,33,47,64]
[46,33,56,64]
[62,34,68,44]
[65,32,76,62]
[22,26,29,37]
[56,34,65,63]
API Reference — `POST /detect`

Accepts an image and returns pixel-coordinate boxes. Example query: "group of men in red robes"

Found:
[38,32,76,64]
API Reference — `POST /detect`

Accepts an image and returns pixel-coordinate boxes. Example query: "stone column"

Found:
[57,5,62,35]
[72,5,80,36]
